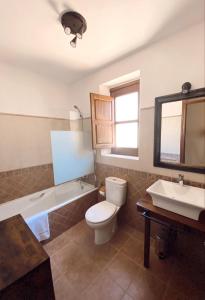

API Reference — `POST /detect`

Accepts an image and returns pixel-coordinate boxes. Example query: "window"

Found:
[110,81,139,156]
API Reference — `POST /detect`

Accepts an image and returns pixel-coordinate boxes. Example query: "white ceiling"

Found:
[0,0,204,83]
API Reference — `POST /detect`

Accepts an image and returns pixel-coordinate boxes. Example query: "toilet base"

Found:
[94,216,117,245]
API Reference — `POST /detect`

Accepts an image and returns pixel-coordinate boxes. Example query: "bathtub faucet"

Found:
[79,179,84,190]
[178,174,184,186]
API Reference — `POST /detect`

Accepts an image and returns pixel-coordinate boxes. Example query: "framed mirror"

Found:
[154,87,205,174]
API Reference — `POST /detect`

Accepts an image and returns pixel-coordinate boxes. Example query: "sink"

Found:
[146,179,205,220]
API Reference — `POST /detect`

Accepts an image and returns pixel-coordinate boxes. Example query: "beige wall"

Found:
[0,59,73,171]
[0,114,69,172]
[66,22,205,183]
[67,23,204,114]
[0,62,72,119]
[0,115,92,172]
[0,59,93,172]
[70,118,91,132]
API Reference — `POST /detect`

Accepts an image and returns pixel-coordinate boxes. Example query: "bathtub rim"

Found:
[0,180,98,222]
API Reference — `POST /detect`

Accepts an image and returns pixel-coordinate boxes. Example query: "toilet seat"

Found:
[85,201,117,224]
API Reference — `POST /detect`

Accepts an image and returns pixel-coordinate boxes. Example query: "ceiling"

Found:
[0,0,204,84]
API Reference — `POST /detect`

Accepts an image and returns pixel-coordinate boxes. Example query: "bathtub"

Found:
[0,180,98,240]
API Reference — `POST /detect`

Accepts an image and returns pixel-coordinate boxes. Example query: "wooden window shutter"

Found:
[90,93,115,149]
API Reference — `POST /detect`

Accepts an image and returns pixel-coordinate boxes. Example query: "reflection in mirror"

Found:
[160,97,205,167]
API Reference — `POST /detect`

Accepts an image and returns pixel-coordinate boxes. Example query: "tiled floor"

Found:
[44,221,205,300]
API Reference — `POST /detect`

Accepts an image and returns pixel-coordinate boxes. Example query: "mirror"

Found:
[154,87,205,174]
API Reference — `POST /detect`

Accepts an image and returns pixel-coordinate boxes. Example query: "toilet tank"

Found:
[105,177,127,207]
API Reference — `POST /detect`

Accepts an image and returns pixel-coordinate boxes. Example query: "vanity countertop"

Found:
[137,194,205,269]
[0,214,55,299]
[137,194,205,233]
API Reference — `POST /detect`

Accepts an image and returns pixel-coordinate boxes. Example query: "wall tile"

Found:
[46,190,98,242]
[0,164,54,204]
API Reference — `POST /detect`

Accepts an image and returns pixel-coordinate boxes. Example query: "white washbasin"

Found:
[146,179,205,220]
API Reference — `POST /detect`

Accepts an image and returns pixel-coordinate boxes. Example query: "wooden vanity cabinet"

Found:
[0,215,55,300]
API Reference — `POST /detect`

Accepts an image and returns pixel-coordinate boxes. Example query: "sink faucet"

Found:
[178,174,184,186]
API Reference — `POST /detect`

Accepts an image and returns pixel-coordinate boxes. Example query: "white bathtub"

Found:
[0,180,97,222]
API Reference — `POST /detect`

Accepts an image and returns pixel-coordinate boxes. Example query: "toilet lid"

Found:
[85,201,117,223]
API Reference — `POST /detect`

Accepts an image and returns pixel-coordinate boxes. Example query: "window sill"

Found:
[101,152,139,160]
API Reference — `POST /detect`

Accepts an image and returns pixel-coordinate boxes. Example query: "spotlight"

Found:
[70,36,77,48]
[64,26,71,35]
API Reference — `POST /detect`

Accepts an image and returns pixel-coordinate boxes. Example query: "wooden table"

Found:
[136,196,205,268]
[0,215,55,299]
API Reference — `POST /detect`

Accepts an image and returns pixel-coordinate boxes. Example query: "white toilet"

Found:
[85,177,127,245]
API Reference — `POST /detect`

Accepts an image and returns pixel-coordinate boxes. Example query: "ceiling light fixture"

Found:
[61,11,87,48]
[181,82,191,94]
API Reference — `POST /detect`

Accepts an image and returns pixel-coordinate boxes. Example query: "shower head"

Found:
[73,105,83,118]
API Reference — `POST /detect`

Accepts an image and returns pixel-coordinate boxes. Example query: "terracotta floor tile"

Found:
[168,257,205,298]
[148,249,176,283]
[121,293,134,300]
[121,235,175,283]
[123,224,144,241]
[127,267,166,300]
[43,233,69,257]
[53,239,90,274]
[63,259,102,293]
[68,220,94,247]
[126,225,155,247]
[164,283,205,300]
[107,252,140,290]
[163,285,190,300]
[121,236,144,265]
[54,274,79,300]
[83,242,118,269]
[50,259,61,283]
[82,271,124,300]
[108,226,130,250]
[45,220,205,300]
[189,291,205,300]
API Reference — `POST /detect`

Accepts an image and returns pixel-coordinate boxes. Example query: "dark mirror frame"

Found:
[154,87,205,174]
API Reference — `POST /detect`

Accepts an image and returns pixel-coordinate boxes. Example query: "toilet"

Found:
[85,177,127,245]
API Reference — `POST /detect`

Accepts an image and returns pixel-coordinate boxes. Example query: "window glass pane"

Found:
[116,122,138,148]
[115,92,138,122]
